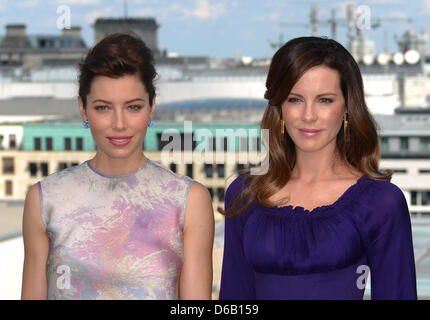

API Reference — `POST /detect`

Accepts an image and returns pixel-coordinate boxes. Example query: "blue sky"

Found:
[0,0,429,59]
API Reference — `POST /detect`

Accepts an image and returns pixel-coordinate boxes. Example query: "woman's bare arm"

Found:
[178,182,214,299]
[21,183,49,300]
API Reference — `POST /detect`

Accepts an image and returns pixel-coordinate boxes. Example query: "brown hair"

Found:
[222,36,392,218]
[78,32,157,108]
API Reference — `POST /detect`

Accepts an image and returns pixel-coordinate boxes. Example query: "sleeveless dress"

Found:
[219,174,417,300]
[38,159,194,300]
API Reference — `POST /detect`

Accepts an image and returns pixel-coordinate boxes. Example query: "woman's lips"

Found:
[299,129,321,137]
[108,136,132,146]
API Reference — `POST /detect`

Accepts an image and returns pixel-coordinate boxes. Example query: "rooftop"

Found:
[374,114,430,135]
[157,98,267,111]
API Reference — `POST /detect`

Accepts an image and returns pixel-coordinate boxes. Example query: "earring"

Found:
[280,119,285,135]
[148,119,154,127]
[82,120,90,129]
[343,113,348,141]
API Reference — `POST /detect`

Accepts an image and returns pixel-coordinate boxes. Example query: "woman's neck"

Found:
[90,152,147,176]
[291,145,352,183]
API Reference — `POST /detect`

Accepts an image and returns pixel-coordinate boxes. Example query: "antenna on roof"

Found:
[124,0,128,19]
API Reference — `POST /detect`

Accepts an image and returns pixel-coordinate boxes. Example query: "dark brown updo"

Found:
[78,32,157,108]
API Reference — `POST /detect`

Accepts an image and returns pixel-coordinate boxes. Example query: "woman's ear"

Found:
[78,96,87,120]
[149,96,156,118]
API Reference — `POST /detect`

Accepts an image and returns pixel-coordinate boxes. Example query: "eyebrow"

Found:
[289,92,338,98]
[91,98,146,104]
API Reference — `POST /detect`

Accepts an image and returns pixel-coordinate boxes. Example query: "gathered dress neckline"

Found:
[258,174,368,218]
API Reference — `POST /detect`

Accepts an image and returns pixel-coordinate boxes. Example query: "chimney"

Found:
[62,26,81,38]
[6,24,27,37]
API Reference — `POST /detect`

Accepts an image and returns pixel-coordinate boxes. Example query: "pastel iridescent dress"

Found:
[38,159,194,300]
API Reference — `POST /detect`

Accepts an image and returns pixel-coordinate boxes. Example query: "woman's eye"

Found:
[319,98,333,104]
[128,105,142,111]
[287,97,301,103]
[95,105,108,111]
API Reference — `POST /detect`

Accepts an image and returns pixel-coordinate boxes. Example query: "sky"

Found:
[0,0,429,59]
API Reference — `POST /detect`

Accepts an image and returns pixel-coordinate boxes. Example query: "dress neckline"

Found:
[260,174,369,218]
[85,158,151,179]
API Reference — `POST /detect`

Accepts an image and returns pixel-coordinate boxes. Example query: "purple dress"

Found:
[219,174,417,300]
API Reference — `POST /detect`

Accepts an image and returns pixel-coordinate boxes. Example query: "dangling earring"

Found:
[82,120,90,129]
[148,119,154,127]
[280,119,285,135]
[343,113,348,142]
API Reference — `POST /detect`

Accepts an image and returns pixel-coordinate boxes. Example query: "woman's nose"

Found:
[112,111,126,129]
[302,102,317,122]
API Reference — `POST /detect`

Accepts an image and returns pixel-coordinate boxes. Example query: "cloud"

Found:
[387,10,408,19]
[182,0,226,21]
[422,0,430,13]
[366,0,405,3]
[52,0,100,5]
[134,3,183,21]
[84,7,113,24]
[16,0,40,7]
[242,31,254,41]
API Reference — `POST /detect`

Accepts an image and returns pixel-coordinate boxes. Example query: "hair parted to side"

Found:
[221,36,392,218]
[78,32,157,109]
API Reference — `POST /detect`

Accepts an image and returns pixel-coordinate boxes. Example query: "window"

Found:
[157,133,174,151]
[71,162,79,167]
[41,162,49,176]
[204,164,213,178]
[169,163,177,173]
[380,137,389,152]
[400,137,409,151]
[9,134,16,149]
[64,138,72,151]
[410,190,430,206]
[217,164,225,178]
[2,157,14,174]
[5,180,12,196]
[207,187,214,200]
[420,137,430,151]
[76,137,83,151]
[209,137,216,151]
[186,164,193,179]
[217,188,225,202]
[29,162,38,176]
[222,137,228,152]
[411,191,417,205]
[239,137,248,152]
[46,137,53,151]
[250,137,261,152]
[181,133,196,151]
[58,162,68,171]
[423,191,430,206]
[34,137,41,151]
[236,164,245,173]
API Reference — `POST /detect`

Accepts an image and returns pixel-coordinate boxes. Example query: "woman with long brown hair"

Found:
[219,37,416,300]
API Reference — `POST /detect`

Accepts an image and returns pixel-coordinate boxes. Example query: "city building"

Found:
[94,17,159,55]
[0,24,87,78]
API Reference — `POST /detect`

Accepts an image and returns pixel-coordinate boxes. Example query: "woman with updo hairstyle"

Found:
[21,33,214,300]
[219,37,417,300]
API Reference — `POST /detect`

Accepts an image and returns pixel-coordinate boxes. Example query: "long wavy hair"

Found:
[221,36,392,218]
